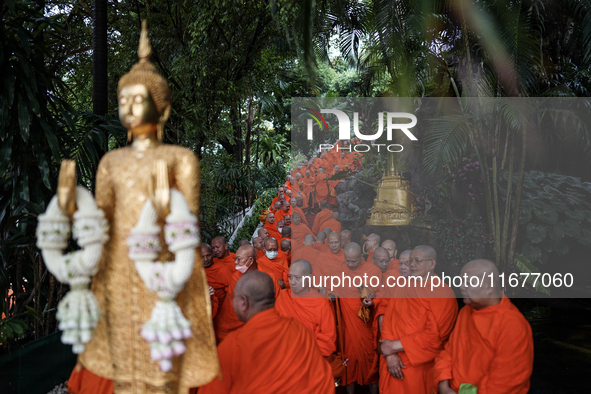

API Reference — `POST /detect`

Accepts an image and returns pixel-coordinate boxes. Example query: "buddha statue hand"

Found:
[128,188,200,371]
[57,160,77,218]
[148,159,171,218]
[37,186,108,354]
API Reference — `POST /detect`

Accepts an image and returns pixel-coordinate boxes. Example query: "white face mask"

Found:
[266,250,278,260]
[235,258,251,274]
[278,227,283,234]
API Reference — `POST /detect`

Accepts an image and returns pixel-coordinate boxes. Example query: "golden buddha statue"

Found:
[366,154,417,226]
[59,22,219,393]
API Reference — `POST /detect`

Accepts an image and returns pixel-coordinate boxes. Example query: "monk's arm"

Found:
[480,319,534,393]
[391,309,442,364]
[315,304,337,355]
[433,333,455,392]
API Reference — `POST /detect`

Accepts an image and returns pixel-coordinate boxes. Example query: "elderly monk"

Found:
[270,201,282,213]
[336,151,350,169]
[284,215,292,227]
[315,168,329,205]
[275,200,292,223]
[263,212,282,241]
[364,233,380,262]
[314,230,329,253]
[340,229,352,249]
[292,173,302,193]
[379,245,458,394]
[202,243,232,311]
[291,212,314,247]
[292,235,320,268]
[382,240,398,263]
[329,242,382,394]
[200,271,334,394]
[322,212,342,233]
[434,260,534,394]
[312,201,333,234]
[252,236,263,252]
[212,245,280,343]
[276,260,337,356]
[212,236,236,271]
[258,237,289,289]
[378,241,400,280]
[285,189,292,201]
[398,250,411,277]
[257,228,268,240]
[315,232,345,286]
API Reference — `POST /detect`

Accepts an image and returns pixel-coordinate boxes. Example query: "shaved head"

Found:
[238,239,250,247]
[344,242,363,270]
[257,228,269,239]
[304,234,315,245]
[409,245,437,279]
[253,237,263,250]
[413,245,437,260]
[280,239,291,252]
[332,212,340,220]
[211,236,229,258]
[282,226,292,238]
[316,231,327,243]
[398,249,411,277]
[372,247,391,273]
[328,232,341,254]
[365,233,380,252]
[200,243,213,268]
[319,201,328,209]
[266,212,275,223]
[233,271,276,322]
[460,259,502,310]
[381,240,397,260]
[264,237,278,250]
[291,259,312,275]
[322,227,332,235]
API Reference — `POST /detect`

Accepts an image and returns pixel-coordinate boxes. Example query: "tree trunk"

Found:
[93,0,108,115]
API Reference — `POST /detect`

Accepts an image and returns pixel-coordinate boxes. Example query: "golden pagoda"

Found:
[366,155,416,226]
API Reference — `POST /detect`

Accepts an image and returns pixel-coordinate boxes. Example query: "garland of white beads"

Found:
[36,186,108,354]
[127,189,200,372]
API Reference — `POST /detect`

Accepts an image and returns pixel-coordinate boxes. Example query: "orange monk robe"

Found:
[292,222,314,247]
[275,208,291,224]
[263,220,282,241]
[312,208,333,234]
[332,260,383,386]
[211,294,219,319]
[321,217,341,233]
[314,249,345,279]
[301,174,316,209]
[278,249,291,267]
[365,250,375,263]
[213,270,280,343]
[200,308,334,394]
[205,262,233,309]
[314,172,329,204]
[257,254,289,286]
[275,289,337,356]
[256,249,265,260]
[213,252,236,272]
[312,158,325,172]
[68,367,114,394]
[336,156,350,170]
[292,244,320,267]
[285,180,292,190]
[291,205,308,226]
[269,195,281,210]
[327,177,340,206]
[432,295,533,394]
[379,281,459,394]
[313,241,329,254]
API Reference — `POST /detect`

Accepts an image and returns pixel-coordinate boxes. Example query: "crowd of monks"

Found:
[198,164,535,394]
[68,145,535,393]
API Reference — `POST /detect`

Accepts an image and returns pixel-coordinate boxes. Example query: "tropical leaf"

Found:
[526,223,547,244]
[513,254,551,295]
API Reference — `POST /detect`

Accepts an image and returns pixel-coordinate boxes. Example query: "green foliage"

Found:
[513,254,551,295]
[0,317,28,346]
[500,171,591,264]
[432,218,493,270]
[230,189,275,252]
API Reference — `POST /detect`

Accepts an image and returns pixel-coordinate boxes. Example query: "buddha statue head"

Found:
[118,21,171,142]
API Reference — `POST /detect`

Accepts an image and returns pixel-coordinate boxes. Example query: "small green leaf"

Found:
[513,254,551,295]
[533,207,559,225]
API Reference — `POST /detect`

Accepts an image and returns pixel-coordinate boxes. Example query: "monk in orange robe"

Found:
[290,197,308,226]
[434,259,533,394]
[280,239,291,266]
[314,232,344,281]
[274,201,291,223]
[336,151,350,169]
[291,212,314,247]
[327,165,341,207]
[213,245,280,343]
[312,201,333,234]
[340,229,352,248]
[302,169,316,210]
[364,233,380,262]
[284,174,292,190]
[315,168,329,205]
[269,187,285,209]
[263,212,282,241]
[200,271,334,394]
[380,245,459,394]
[201,243,232,310]
[313,231,329,254]
[275,260,337,356]
[291,173,303,195]
[257,237,289,288]
[326,242,382,393]
[322,212,342,233]
[212,235,236,271]
[292,234,320,267]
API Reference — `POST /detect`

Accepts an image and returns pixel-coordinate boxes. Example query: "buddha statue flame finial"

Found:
[138,20,152,61]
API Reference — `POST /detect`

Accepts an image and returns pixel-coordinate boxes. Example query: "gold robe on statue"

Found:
[79,143,219,393]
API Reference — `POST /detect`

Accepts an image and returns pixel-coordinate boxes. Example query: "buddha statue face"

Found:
[118,84,161,137]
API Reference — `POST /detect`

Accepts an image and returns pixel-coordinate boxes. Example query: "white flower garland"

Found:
[127,189,200,372]
[36,187,108,354]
